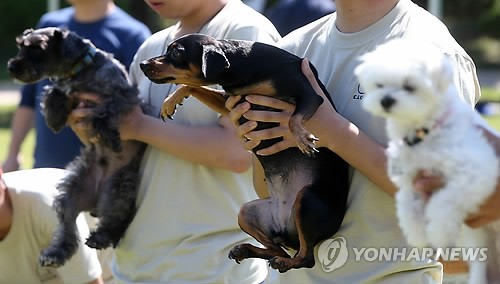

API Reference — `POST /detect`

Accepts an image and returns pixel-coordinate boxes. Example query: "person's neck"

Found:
[73,0,115,23]
[335,0,400,33]
[174,0,228,38]
[0,190,13,241]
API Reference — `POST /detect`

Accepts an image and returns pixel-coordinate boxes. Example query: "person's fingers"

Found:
[243,109,289,124]
[236,121,258,139]
[73,92,103,105]
[68,108,94,124]
[245,95,294,111]
[225,95,242,111]
[244,125,290,141]
[465,215,485,228]
[413,175,444,194]
[242,139,261,152]
[228,101,251,125]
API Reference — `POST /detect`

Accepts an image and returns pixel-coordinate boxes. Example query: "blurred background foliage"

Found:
[0,0,499,80]
[0,0,166,80]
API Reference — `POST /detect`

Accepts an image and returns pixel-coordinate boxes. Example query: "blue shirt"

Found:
[19,6,151,169]
[265,0,336,36]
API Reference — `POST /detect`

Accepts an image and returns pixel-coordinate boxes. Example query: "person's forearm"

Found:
[321,114,398,196]
[132,114,252,173]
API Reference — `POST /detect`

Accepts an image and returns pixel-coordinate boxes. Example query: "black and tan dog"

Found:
[7,27,146,267]
[140,34,349,273]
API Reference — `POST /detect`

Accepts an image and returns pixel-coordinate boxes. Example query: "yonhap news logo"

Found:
[317,236,488,272]
[317,237,349,272]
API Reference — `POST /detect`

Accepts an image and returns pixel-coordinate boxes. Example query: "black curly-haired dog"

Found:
[7,27,146,267]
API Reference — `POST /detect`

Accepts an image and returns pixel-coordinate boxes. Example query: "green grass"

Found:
[481,87,500,102]
[485,114,500,130]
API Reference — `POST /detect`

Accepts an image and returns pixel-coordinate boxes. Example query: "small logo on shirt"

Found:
[353,84,364,100]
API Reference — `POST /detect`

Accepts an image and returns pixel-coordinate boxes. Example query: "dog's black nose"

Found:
[139,61,150,72]
[381,96,396,109]
[7,60,18,74]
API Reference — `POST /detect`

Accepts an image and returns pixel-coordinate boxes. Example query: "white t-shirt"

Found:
[112,0,281,283]
[0,168,102,284]
[275,0,480,283]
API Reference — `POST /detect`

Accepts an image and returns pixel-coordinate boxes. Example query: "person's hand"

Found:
[2,156,20,173]
[116,103,145,141]
[225,94,296,153]
[67,92,103,145]
[225,58,339,155]
[67,92,145,143]
[413,126,500,227]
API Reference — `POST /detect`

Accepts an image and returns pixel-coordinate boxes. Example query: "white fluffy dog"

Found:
[355,38,500,284]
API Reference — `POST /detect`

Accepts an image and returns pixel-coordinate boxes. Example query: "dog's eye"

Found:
[403,84,416,92]
[171,48,181,59]
[376,83,384,88]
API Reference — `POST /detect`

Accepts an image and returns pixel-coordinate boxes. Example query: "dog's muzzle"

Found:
[7,58,39,83]
[381,95,396,111]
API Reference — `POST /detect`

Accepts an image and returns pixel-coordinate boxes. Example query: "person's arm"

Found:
[68,93,252,173]
[3,106,35,171]
[226,59,398,195]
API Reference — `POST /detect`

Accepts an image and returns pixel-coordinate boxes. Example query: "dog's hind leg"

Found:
[39,163,94,267]
[268,187,316,272]
[268,185,344,273]
[41,86,71,132]
[228,199,290,263]
[40,147,97,267]
[86,163,140,249]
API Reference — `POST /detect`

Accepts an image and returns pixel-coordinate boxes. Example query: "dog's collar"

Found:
[403,108,451,147]
[65,45,97,78]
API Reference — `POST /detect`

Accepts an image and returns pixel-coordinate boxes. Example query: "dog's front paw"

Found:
[296,132,319,156]
[289,117,319,156]
[39,248,67,268]
[160,98,180,121]
[86,232,114,250]
[160,87,191,121]
[396,191,428,247]
[425,197,463,248]
[426,220,458,248]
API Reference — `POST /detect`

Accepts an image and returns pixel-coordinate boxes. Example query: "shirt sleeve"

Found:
[451,52,481,107]
[19,83,37,108]
[55,213,102,284]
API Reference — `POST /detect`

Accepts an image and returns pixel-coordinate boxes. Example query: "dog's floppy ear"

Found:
[16,29,35,46]
[201,44,230,81]
[53,28,66,41]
